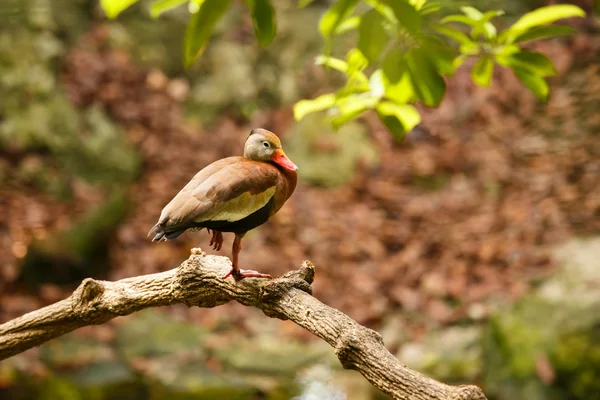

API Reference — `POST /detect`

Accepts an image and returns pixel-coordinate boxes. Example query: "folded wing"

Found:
[154,160,281,235]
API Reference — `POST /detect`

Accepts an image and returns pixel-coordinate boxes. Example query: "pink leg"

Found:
[222,233,272,280]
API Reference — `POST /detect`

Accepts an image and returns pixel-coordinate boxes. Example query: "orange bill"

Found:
[271,148,298,171]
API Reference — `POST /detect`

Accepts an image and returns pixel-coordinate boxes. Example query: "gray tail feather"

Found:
[148,224,186,242]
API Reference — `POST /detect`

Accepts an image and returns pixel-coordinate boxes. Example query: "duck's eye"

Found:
[263,142,270,148]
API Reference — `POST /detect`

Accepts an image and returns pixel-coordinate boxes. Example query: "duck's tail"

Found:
[147,223,186,242]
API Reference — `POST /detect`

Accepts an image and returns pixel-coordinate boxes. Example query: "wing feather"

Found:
[157,160,280,232]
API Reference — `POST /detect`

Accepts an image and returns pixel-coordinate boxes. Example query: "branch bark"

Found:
[0,249,487,400]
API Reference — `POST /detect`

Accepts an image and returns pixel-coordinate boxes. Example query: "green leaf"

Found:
[471,56,494,87]
[421,37,456,75]
[433,24,474,46]
[481,10,504,22]
[442,15,478,26]
[298,0,316,7]
[376,101,421,139]
[420,2,443,15]
[382,47,405,83]
[319,0,359,38]
[184,0,231,67]
[512,25,575,43]
[330,94,377,128]
[409,0,426,9]
[316,54,369,87]
[150,0,187,18]
[294,94,336,120]
[369,69,386,98]
[346,49,368,77]
[509,5,585,33]
[247,0,277,46]
[315,55,349,73]
[459,41,480,55]
[387,1,422,34]
[460,6,483,20]
[513,67,549,102]
[453,54,468,69]
[406,49,446,106]
[500,51,556,77]
[385,70,415,104]
[100,0,140,18]
[472,10,503,39]
[473,21,496,40]
[358,9,389,63]
[335,16,360,34]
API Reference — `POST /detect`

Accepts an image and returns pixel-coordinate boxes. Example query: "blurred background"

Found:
[0,0,599,399]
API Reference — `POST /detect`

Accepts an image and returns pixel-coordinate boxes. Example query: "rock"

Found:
[215,335,327,377]
[396,326,482,382]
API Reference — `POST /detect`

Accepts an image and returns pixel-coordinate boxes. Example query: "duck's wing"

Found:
[154,160,281,234]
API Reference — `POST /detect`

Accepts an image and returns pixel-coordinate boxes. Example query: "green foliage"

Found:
[150,0,188,19]
[246,0,277,46]
[100,0,585,138]
[184,0,231,67]
[100,0,140,18]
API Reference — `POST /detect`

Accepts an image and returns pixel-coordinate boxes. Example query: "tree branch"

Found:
[0,249,487,400]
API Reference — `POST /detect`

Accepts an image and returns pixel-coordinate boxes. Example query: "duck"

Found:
[148,128,298,280]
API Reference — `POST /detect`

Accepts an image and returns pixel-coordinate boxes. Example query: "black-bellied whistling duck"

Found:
[148,128,298,280]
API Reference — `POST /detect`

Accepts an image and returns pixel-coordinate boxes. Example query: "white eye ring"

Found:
[263,142,270,148]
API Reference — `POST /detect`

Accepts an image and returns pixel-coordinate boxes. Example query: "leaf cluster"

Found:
[100,0,585,139]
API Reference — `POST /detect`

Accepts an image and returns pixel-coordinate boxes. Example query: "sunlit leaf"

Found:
[409,0,426,9]
[433,24,474,46]
[499,51,556,77]
[184,0,231,67]
[406,49,446,106]
[358,9,389,63]
[315,55,348,73]
[385,71,415,104]
[319,0,359,37]
[150,0,187,18]
[494,44,520,57]
[513,67,549,101]
[369,69,386,98]
[346,49,368,76]
[509,5,585,33]
[512,25,575,43]
[247,0,277,46]
[420,3,443,15]
[335,16,360,34]
[471,56,493,87]
[100,0,140,18]
[453,54,468,69]
[376,101,421,139]
[481,10,504,21]
[442,14,478,26]
[460,6,483,20]
[473,21,496,39]
[459,41,479,55]
[330,94,377,128]
[316,54,369,86]
[388,0,422,34]
[294,94,336,120]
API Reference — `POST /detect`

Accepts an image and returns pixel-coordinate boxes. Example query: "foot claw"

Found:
[208,230,223,252]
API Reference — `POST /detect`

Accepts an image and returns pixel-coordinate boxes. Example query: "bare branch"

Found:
[0,249,487,400]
